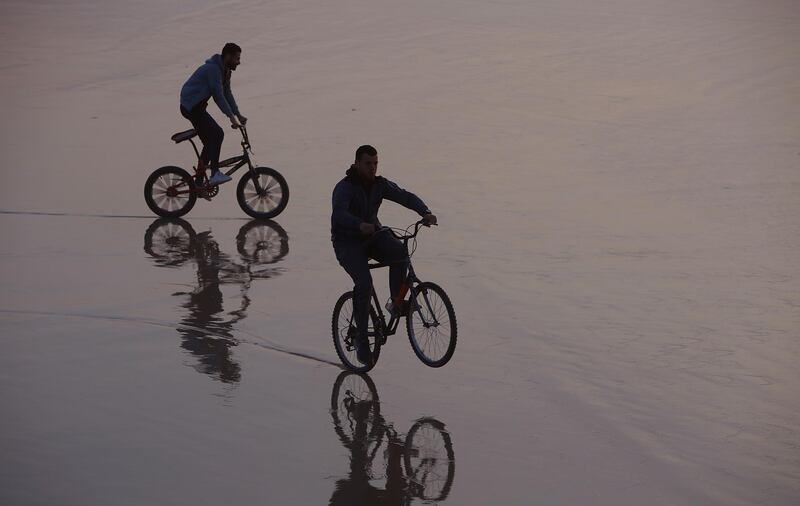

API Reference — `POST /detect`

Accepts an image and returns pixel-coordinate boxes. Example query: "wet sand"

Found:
[2,1,799,504]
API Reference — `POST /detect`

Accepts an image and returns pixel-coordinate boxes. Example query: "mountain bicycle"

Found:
[331,220,457,372]
[144,125,289,219]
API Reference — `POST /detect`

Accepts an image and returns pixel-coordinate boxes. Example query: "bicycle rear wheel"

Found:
[330,371,382,446]
[143,218,196,267]
[144,166,197,218]
[332,291,384,372]
[406,282,457,367]
[236,167,289,219]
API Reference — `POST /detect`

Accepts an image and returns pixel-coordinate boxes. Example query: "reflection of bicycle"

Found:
[144,218,289,268]
[330,371,455,504]
[332,220,457,372]
[144,125,289,219]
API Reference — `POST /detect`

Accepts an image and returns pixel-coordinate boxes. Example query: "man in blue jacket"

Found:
[332,145,437,365]
[180,43,247,187]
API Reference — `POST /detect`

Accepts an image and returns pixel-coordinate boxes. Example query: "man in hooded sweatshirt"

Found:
[180,43,247,187]
[331,145,437,365]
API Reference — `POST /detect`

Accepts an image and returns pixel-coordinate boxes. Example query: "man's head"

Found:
[353,145,378,182]
[222,43,242,71]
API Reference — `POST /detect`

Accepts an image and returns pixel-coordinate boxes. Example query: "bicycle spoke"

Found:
[245,194,276,213]
[156,174,168,190]
[243,226,282,263]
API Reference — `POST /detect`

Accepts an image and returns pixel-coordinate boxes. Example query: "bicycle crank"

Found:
[200,185,220,199]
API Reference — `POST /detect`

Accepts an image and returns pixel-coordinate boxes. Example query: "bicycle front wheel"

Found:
[144,166,197,218]
[406,282,457,367]
[404,417,456,501]
[332,291,384,372]
[235,219,289,264]
[236,167,289,219]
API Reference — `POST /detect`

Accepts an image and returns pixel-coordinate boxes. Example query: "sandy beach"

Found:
[2,1,799,504]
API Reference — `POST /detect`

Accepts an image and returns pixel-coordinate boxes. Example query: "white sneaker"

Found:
[208,172,232,186]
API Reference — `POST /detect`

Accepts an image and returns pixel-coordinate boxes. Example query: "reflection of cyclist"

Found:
[329,383,412,505]
[329,399,386,505]
[144,219,289,384]
[180,43,248,187]
[331,145,437,365]
[178,231,242,383]
[329,372,456,504]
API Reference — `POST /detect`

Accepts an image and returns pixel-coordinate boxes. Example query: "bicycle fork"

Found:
[406,268,441,329]
[408,284,440,328]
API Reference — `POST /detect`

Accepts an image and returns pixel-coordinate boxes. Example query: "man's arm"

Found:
[382,179,431,216]
[206,65,238,124]
[223,81,245,123]
[332,182,365,231]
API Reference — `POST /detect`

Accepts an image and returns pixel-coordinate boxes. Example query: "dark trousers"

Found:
[334,234,409,340]
[180,103,224,174]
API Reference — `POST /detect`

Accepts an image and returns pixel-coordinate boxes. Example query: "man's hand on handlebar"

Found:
[237,114,248,125]
[229,115,242,129]
[359,223,377,235]
[422,213,438,226]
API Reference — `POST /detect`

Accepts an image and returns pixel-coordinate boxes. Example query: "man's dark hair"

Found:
[222,43,242,57]
[355,145,377,161]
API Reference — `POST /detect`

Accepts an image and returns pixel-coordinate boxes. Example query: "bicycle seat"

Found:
[171,129,197,143]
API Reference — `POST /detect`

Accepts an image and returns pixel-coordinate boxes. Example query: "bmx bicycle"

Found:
[331,220,457,372]
[144,125,289,219]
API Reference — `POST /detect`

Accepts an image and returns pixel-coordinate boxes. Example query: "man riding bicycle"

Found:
[331,145,437,365]
[180,43,247,187]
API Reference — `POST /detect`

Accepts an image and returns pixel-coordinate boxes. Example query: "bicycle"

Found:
[331,220,457,372]
[143,217,289,268]
[329,371,456,502]
[144,125,289,219]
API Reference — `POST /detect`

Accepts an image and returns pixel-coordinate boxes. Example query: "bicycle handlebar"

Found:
[366,219,432,245]
[394,219,430,240]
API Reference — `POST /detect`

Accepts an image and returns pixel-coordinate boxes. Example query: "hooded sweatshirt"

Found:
[331,166,431,241]
[180,54,240,117]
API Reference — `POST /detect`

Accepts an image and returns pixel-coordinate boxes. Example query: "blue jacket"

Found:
[331,166,431,241]
[180,54,240,117]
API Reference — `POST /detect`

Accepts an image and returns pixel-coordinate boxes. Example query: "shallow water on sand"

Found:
[1,208,797,505]
[2,0,800,504]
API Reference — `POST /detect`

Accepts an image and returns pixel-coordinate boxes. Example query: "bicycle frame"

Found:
[367,263,418,338]
[178,126,268,195]
[364,223,443,341]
